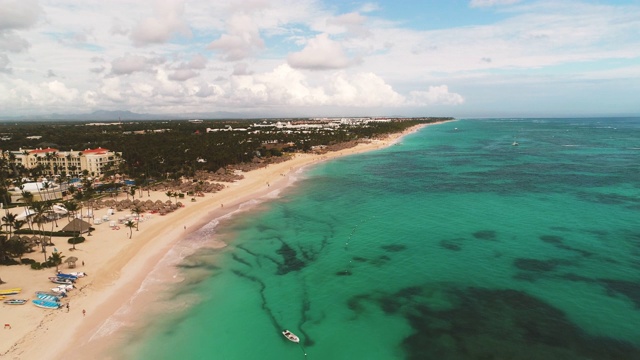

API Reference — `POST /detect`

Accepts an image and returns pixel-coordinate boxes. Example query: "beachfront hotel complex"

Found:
[3,147,121,179]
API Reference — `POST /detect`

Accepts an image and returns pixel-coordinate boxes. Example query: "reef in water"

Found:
[347,284,640,359]
[472,230,497,241]
[275,242,306,275]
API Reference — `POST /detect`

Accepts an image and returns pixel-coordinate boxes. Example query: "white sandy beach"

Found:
[0,122,442,360]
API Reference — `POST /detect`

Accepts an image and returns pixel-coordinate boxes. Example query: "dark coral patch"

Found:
[275,242,305,275]
[560,273,594,283]
[557,244,594,257]
[540,235,564,244]
[599,279,640,309]
[439,239,463,251]
[513,258,572,272]
[381,244,407,252]
[370,255,391,266]
[348,284,640,359]
[473,230,497,240]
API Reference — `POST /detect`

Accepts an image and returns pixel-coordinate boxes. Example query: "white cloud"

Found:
[287,34,354,70]
[3,79,79,108]
[0,31,31,52]
[130,0,192,46]
[186,54,207,70]
[232,63,252,76]
[469,0,521,8]
[326,72,405,106]
[46,80,79,102]
[208,14,264,61]
[1,0,639,117]
[0,0,42,74]
[0,0,42,31]
[326,12,371,37]
[167,54,208,81]
[168,68,197,81]
[110,54,163,75]
[410,85,464,105]
[0,53,11,73]
[193,82,220,98]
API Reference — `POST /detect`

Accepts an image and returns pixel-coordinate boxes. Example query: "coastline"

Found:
[0,121,451,360]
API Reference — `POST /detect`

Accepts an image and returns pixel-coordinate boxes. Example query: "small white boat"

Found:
[3,298,27,305]
[282,330,300,343]
[51,284,73,293]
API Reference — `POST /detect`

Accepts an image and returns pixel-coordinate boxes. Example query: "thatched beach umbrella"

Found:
[64,256,79,268]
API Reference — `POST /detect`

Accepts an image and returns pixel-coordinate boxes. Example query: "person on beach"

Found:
[82,309,86,317]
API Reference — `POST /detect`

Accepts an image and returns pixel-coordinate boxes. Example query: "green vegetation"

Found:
[0,117,450,181]
[0,116,452,265]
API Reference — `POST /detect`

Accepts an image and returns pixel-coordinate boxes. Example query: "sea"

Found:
[112,117,640,360]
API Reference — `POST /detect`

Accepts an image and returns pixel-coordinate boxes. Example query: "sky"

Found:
[1,0,639,119]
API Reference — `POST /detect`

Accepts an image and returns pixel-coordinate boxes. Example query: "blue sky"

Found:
[1,0,639,118]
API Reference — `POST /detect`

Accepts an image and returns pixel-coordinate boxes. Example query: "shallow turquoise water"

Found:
[128,118,640,359]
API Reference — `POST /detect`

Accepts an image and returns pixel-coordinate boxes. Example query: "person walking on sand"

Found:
[66,303,70,312]
[82,309,86,317]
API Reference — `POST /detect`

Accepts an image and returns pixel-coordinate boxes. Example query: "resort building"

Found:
[6,147,121,178]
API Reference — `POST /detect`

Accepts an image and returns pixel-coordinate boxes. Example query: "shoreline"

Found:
[0,121,452,360]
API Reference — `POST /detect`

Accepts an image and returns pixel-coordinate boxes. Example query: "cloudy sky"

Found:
[1,0,639,118]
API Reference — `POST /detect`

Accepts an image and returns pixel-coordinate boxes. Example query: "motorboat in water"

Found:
[282,330,300,343]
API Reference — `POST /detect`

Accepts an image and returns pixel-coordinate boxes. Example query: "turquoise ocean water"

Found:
[122,118,640,359]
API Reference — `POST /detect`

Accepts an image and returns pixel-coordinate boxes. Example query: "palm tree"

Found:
[42,180,52,201]
[62,200,80,223]
[131,205,143,231]
[48,251,65,272]
[20,188,35,231]
[6,236,28,261]
[12,219,26,233]
[1,212,17,239]
[124,220,135,239]
[30,201,50,262]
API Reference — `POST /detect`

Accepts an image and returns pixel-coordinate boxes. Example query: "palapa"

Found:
[64,256,79,268]
[61,218,92,233]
